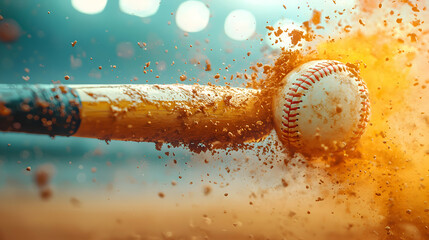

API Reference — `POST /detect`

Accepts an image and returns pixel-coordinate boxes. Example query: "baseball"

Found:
[273,60,370,154]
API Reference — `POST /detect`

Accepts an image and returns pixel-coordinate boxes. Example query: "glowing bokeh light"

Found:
[119,0,161,18]
[71,0,108,15]
[224,10,256,41]
[266,19,305,50]
[176,1,210,33]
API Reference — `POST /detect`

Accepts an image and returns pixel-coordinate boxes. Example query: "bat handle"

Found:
[0,84,82,137]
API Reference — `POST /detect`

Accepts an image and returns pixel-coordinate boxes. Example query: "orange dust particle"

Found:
[91,167,97,173]
[343,25,352,32]
[336,105,343,113]
[180,75,187,81]
[274,28,284,37]
[224,193,229,197]
[281,178,289,187]
[396,18,402,23]
[265,26,274,31]
[98,66,102,70]
[158,192,165,198]
[0,15,3,21]
[411,20,421,27]
[311,10,321,25]
[64,75,70,80]
[40,188,52,200]
[407,33,417,42]
[35,168,50,187]
[205,59,212,71]
[288,29,304,45]
[247,52,251,56]
[71,40,77,47]
[137,42,146,48]
[203,186,212,195]
[26,166,31,171]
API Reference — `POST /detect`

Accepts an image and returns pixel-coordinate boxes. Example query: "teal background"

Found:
[0,0,331,193]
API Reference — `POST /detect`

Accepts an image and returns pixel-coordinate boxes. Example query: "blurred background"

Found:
[1,0,428,239]
[0,0,355,198]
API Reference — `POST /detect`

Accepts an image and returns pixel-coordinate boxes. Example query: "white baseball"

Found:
[273,60,370,154]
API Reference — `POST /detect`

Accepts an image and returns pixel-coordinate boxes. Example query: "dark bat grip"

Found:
[0,84,81,137]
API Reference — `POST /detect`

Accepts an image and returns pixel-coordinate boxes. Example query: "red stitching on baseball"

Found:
[292,82,309,90]
[280,60,370,149]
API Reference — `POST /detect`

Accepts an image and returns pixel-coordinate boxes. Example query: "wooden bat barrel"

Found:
[0,84,272,151]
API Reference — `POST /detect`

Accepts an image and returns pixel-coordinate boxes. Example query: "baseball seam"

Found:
[280,60,370,149]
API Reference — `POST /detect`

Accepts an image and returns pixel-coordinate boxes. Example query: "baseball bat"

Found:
[0,84,272,151]
[0,60,371,154]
